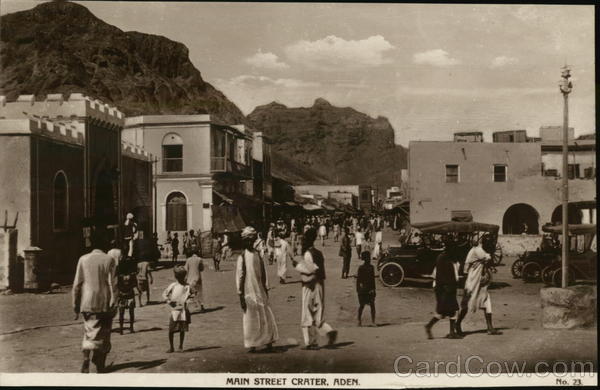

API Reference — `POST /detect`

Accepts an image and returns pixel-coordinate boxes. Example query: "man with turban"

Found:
[236,226,279,352]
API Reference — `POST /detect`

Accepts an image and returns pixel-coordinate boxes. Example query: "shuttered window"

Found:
[166,192,187,231]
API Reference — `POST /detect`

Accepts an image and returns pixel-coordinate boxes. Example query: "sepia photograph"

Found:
[0,0,596,387]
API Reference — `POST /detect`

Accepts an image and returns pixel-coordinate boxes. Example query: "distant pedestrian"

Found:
[213,233,222,272]
[425,239,462,339]
[274,231,292,284]
[136,258,153,307]
[221,231,231,263]
[72,228,116,373]
[339,227,352,279]
[162,266,192,353]
[116,255,137,334]
[356,251,376,327]
[292,228,338,350]
[354,227,364,258]
[236,226,279,353]
[184,249,205,313]
[372,222,383,259]
[171,233,180,264]
[333,221,340,242]
[318,222,327,247]
[122,213,137,258]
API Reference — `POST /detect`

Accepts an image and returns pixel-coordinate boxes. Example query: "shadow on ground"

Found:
[105,358,167,372]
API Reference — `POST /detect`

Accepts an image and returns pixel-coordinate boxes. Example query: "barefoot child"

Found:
[136,259,153,306]
[162,266,192,352]
[116,256,138,334]
[356,251,376,327]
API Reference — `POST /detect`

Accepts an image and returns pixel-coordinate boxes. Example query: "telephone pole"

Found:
[559,65,573,288]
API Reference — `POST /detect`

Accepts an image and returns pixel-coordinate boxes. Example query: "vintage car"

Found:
[541,224,596,287]
[378,221,501,287]
[511,230,561,282]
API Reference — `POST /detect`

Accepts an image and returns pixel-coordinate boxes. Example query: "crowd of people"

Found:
[71,210,500,373]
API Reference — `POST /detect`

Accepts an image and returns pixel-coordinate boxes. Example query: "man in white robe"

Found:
[184,249,205,313]
[292,228,338,350]
[456,235,501,336]
[274,232,292,284]
[236,226,279,352]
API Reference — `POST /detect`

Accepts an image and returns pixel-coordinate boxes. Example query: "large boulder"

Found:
[540,285,597,329]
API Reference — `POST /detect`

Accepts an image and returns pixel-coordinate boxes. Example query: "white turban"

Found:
[241,226,257,240]
[126,213,134,219]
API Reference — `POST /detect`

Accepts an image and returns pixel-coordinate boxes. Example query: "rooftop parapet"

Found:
[0,117,85,145]
[122,140,153,161]
[0,93,124,127]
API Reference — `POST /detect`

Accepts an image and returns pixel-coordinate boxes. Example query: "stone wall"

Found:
[498,234,542,257]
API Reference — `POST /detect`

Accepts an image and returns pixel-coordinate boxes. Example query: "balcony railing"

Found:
[210,157,252,178]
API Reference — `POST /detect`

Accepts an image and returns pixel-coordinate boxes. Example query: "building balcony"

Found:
[211,157,252,178]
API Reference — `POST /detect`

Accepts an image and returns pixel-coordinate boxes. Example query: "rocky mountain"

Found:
[0,1,245,124]
[248,99,407,188]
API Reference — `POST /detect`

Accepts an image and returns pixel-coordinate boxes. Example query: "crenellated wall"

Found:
[0,93,124,127]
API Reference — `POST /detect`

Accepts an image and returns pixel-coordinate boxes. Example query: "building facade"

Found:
[294,184,373,212]
[123,115,256,241]
[0,93,152,283]
[409,140,596,234]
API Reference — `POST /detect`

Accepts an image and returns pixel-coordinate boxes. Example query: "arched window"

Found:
[166,192,187,231]
[53,171,69,231]
[502,203,539,234]
[162,133,183,172]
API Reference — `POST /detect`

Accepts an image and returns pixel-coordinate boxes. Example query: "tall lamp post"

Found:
[559,65,573,288]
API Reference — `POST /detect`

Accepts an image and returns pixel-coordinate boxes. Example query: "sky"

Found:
[1,1,595,146]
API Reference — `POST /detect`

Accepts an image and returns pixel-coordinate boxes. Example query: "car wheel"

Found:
[492,242,503,265]
[551,268,575,287]
[521,262,541,282]
[541,265,557,285]
[379,262,405,287]
[511,258,524,279]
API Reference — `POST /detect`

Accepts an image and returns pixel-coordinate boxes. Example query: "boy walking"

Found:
[163,266,192,352]
[356,251,376,326]
[116,256,137,334]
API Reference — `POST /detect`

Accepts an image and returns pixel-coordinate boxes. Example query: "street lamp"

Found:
[559,65,573,288]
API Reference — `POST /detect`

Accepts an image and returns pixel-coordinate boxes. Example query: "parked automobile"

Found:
[378,221,500,287]
[541,224,596,287]
[512,230,561,282]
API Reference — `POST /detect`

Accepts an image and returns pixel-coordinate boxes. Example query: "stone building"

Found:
[0,94,152,283]
[123,115,262,240]
[294,184,373,212]
[409,139,596,235]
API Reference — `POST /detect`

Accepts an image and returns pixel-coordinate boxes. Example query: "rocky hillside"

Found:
[0,1,245,124]
[248,99,407,187]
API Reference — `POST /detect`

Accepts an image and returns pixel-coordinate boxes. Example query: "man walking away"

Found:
[339,227,352,279]
[72,228,116,373]
[184,248,205,313]
[356,251,376,327]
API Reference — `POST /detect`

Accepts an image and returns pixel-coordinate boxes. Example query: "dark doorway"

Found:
[502,203,539,234]
[551,205,583,225]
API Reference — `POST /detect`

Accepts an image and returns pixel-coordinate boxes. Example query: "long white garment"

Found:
[236,250,279,348]
[184,255,204,306]
[294,250,333,345]
[274,238,291,279]
[464,245,493,313]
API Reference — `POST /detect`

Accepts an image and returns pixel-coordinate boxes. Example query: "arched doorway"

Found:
[166,192,188,231]
[502,203,539,234]
[551,205,583,225]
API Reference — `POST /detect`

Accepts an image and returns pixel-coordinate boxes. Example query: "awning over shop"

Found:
[211,205,246,233]
[213,190,233,205]
[302,204,322,211]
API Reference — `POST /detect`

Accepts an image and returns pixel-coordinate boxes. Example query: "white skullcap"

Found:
[126,213,134,219]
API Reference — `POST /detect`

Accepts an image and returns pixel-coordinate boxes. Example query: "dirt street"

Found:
[0,229,596,373]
